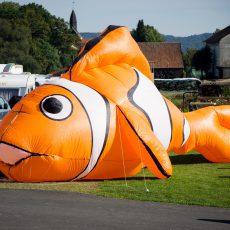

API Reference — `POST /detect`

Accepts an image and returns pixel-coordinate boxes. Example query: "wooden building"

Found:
[138,42,184,79]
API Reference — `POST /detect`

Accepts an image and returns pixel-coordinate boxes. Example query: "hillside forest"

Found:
[0,2,212,76]
[0,2,82,74]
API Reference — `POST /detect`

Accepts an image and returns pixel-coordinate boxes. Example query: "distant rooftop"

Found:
[138,42,184,69]
[205,25,230,44]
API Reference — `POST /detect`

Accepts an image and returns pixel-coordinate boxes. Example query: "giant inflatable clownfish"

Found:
[0,26,229,182]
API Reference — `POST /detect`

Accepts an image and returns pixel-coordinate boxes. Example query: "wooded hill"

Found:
[0,2,212,74]
[0,2,81,74]
[165,33,212,53]
[82,32,212,53]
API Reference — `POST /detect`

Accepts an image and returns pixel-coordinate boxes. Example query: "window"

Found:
[0,88,19,101]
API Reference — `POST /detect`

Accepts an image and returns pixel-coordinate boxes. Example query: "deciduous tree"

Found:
[0,2,81,73]
[131,19,165,42]
[183,48,197,77]
[192,46,212,79]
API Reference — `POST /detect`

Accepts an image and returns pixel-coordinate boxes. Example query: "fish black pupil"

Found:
[43,97,63,114]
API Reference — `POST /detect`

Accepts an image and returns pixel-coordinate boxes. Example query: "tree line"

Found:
[183,46,212,79]
[0,2,165,74]
[0,2,211,78]
[0,2,81,74]
[132,19,212,79]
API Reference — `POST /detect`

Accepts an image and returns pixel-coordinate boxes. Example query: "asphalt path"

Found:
[0,188,229,230]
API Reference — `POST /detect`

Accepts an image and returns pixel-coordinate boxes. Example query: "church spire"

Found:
[69,1,82,39]
[70,1,77,33]
[70,9,77,33]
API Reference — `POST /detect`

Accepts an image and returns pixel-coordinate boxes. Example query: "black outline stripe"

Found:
[44,83,111,180]
[182,117,185,146]
[129,69,173,149]
[39,94,73,121]
[163,98,173,146]
[0,141,49,166]
[70,25,124,80]
[44,84,94,175]
[0,84,94,171]
[14,153,46,166]
[128,69,154,131]
[73,95,111,180]
[117,108,170,178]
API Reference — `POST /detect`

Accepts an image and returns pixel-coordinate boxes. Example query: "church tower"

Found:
[69,1,82,39]
[70,9,77,33]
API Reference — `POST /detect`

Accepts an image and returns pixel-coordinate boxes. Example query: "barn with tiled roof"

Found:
[138,42,184,79]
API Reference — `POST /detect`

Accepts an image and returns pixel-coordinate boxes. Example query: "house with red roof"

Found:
[138,42,184,79]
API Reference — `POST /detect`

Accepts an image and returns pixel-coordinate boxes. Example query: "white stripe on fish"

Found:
[46,79,110,179]
[130,68,172,149]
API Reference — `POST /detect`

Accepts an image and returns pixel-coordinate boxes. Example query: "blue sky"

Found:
[2,0,230,36]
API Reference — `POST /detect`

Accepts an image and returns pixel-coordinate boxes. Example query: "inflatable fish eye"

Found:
[40,95,73,120]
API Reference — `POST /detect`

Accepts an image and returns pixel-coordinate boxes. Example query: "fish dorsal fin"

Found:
[62,25,152,81]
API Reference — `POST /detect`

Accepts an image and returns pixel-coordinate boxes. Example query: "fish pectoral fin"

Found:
[137,126,172,179]
[119,108,172,179]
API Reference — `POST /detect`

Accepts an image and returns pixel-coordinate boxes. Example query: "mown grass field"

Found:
[0,151,229,208]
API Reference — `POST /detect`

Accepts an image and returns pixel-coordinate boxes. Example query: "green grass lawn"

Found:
[161,90,185,109]
[0,151,229,208]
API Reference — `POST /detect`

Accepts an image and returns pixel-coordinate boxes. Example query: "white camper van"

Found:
[0,63,24,74]
[0,73,35,101]
[0,96,10,120]
[0,63,36,109]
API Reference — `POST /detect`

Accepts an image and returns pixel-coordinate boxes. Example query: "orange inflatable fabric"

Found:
[0,25,229,182]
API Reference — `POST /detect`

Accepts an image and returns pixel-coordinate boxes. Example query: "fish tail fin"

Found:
[175,105,230,162]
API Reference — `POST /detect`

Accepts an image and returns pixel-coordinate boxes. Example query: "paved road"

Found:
[0,188,229,230]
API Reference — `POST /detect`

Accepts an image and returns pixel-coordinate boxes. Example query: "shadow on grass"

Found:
[82,176,157,182]
[107,176,156,181]
[170,154,209,165]
[0,172,7,179]
[0,154,223,182]
[0,176,155,183]
[198,219,230,224]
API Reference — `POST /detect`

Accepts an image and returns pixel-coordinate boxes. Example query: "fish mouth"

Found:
[0,142,32,165]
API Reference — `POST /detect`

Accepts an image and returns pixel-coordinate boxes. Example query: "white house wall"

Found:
[220,34,230,67]
[220,34,230,78]
[208,34,230,78]
[209,44,219,77]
